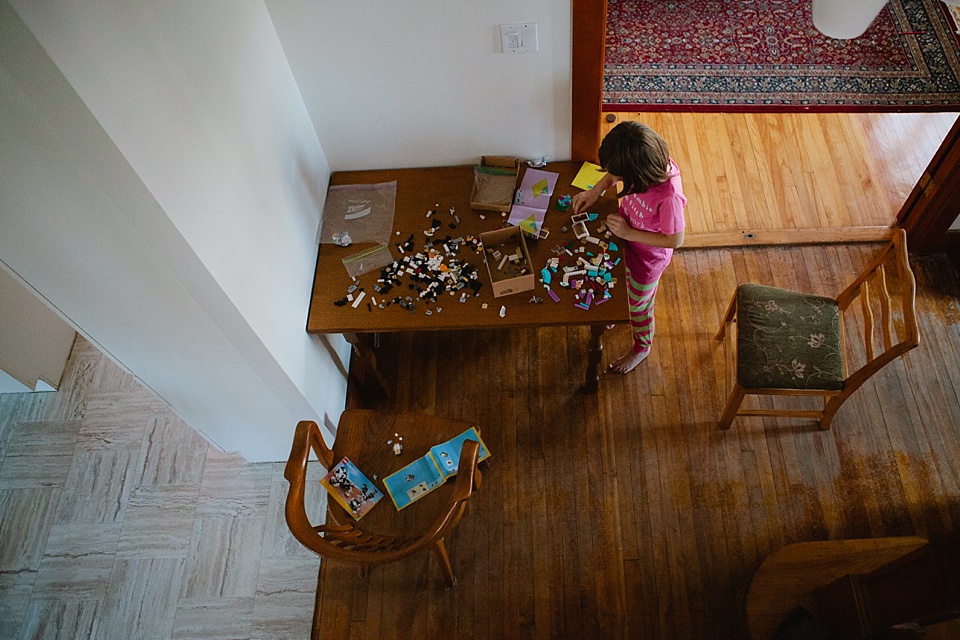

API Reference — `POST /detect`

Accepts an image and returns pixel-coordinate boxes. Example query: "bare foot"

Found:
[607,349,650,374]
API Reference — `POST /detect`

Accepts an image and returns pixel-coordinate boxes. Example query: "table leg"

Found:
[344,333,392,403]
[582,324,606,394]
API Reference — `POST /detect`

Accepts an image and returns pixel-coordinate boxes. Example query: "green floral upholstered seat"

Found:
[735,284,844,391]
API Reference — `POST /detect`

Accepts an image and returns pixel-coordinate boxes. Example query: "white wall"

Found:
[0,265,76,392]
[265,0,573,170]
[2,1,350,461]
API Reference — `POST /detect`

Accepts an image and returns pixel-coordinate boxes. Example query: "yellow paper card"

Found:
[572,162,607,191]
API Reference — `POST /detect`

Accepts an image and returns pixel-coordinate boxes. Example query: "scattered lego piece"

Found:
[547,288,561,303]
[499,305,506,318]
[555,194,572,211]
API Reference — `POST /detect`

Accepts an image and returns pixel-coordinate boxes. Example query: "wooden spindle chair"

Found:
[283,410,481,586]
[716,229,919,431]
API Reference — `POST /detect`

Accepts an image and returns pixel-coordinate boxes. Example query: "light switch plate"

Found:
[500,22,538,53]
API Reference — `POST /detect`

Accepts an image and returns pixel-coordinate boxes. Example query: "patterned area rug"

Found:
[604,0,960,111]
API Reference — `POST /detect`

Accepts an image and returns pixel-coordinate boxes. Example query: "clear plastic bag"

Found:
[320,181,397,245]
[341,244,394,279]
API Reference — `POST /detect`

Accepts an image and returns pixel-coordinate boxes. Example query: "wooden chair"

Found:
[283,409,482,586]
[716,229,919,430]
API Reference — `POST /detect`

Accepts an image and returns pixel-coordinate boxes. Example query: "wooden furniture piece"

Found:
[284,409,482,587]
[305,162,626,396]
[814,535,960,638]
[745,538,929,640]
[716,228,919,430]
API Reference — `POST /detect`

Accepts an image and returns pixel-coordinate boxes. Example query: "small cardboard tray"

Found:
[470,156,521,213]
[480,226,535,298]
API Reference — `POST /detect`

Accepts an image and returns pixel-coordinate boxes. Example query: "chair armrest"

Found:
[421,440,481,541]
[283,420,335,554]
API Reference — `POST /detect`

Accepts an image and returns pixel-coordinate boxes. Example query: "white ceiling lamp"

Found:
[812,0,889,39]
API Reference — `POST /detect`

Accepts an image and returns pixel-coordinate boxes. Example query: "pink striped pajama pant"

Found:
[626,272,659,354]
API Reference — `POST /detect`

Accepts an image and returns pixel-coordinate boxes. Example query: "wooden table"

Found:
[306,162,627,394]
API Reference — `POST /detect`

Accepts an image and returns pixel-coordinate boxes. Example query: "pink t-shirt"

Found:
[618,159,686,284]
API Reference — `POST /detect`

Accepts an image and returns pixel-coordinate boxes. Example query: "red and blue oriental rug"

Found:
[604,0,960,111]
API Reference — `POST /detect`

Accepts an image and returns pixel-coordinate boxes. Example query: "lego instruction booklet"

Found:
[319,457,383,521]
[383,427,491,511]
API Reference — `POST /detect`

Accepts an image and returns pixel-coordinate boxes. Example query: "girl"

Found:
[571,122,687,373]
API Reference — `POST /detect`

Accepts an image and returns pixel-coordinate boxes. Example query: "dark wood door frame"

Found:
[571,0,607,162]
[896,116,960,259]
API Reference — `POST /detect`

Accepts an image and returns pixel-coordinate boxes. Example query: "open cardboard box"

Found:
[480,226,535,298]
[470,156,521,213]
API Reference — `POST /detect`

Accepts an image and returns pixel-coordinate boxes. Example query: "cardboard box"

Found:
[480,226,535,298]
[470,156,521,213]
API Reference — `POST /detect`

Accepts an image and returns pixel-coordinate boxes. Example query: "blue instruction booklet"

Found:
[383,427,491,510]
[428,427,491,480]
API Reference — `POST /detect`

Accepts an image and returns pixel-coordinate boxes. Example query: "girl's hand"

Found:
[605,214,631,239]
[571,189,600,215]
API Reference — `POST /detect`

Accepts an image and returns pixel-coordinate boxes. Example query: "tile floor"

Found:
[0,337,327,639]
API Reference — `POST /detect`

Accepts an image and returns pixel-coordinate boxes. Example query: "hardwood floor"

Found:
[0,337,327,639]
[602,112,959,243]
[321,247,960,640]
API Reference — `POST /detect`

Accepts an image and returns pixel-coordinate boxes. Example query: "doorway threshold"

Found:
[680,226,895,249]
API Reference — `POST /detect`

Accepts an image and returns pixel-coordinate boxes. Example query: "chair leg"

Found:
[719,383,747,430]
[716,289,739,341]
[432,539,456,587]
[821,393,849,431]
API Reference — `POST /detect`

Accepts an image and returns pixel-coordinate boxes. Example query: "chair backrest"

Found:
[283,419,480,566]
[835,229,919,390]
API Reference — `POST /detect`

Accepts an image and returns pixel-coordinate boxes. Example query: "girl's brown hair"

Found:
[598,122,671,195]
